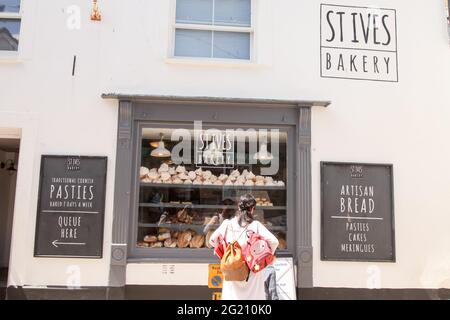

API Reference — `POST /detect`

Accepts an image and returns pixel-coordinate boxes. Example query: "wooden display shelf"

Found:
[140,182,286,190]
[138,223,287,232]
[139,203,286,210]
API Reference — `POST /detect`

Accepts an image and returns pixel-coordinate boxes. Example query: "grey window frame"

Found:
[171,0,254,61]
[129,120,295,261]
[0,0,22,54]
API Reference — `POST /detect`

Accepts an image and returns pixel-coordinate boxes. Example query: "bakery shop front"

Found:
[104,95,329,299]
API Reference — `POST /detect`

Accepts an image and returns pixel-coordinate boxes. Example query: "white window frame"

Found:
[169,0,256,63]
[0,0,22,57]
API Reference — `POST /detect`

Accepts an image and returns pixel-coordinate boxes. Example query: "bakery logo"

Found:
[170,121,280,176]
[320,4,398,82]
[350,165,363,178]
[66,157,81,171]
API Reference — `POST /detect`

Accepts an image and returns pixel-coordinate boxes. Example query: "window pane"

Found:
[213,31,250,60]
[175,29,212,58]
[0,18,20,51]
[0,0,20,13]
[214,0,251,27]
[176,0,213,25]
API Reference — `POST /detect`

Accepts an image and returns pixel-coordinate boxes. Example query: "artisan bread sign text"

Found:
[320,4,398,82]
[321,162,395,261]
[34,155,107,258]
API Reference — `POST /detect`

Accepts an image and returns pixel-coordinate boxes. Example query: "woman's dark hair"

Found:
[237,194,256,226]
[220,198,235,220]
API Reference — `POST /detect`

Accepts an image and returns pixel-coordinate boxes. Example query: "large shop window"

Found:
[134,126,287,257]
[173,0,252,60]
[0,0,21,52]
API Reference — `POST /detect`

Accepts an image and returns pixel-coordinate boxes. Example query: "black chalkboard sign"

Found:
[34,155,107,258]
[321,162,395,262]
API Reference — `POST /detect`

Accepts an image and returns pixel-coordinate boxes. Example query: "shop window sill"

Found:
[0,51,22,63]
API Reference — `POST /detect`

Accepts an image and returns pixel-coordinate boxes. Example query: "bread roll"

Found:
[188,171,197,180]
[206,230,214,249]
[230,169,240,177]
[195,168,203,176]
[137,241,150,247]
[218,174,228,182]
[247,172,256,181]
[172,177,183,184]
[168,167,176,175]
[244,180,254,186]
[278,238,287,250]
[164,238,175,248]
[255,175,265,182]
[143,235,158,243]
[140,167,150,179]
[177,231,193,248]
[203,179,213,185]
[176,165,186,173]
[190,234,205,248]
[158,227,171,234]
[178,172,189,180]
[203,170,212,180]
[160,172,171,181]
[193,179,203,185]
[210,175,218,183]
[158,163,169,173]
[150,242,163,248]
[184,179,192,185]
[148,171,159,180]
[255,180,265,186]
[224,179,234,186]
[158,232,171,241]
[276,180,285,187]
[213,180,223,186]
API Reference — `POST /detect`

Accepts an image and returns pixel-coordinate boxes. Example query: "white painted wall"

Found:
[0,0,449,289]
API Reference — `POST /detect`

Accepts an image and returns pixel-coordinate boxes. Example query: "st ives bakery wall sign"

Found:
[34,155,107,258]
[320,162,395,262]
[320,4,398,82]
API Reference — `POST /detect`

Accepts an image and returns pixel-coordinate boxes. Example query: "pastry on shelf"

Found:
[160,172,171,181]
[168,167,176,175]
[203,179,213,185]
[234,180,244,186]
[193,179,203,185]
[140,167,150,179]
[278,238,287,250]
[143,235,158,243]
[178,172,189,180]
[188,171,196,181]
[158,232,171,241]
[244,180,254,186]
[164,238,177,248]
[150,242,163,248]
[210,175,218,183]
[255,180,265,186]
[137,241,149,247]
[205,230,214,249]
[176,165,186,174]
[230,169,240,177]
[172,177,183,184]
[148,170,159,180]
[247,172,256,181]
[190,234,205,248]
[264,176,274,184]
[213,180,223,186]
[224,179,234,186]
[218,174,228,182]
[184,179,192,185]
[276,180,285,187]
[255,175,265,182]
[158,227,171,234]
[158,163,169,173]
[195,168,203,176]
[171,231,179,239]
[202,170,212,180]
[169,201,180,204]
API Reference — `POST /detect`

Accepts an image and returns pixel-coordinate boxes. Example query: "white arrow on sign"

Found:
[52,240,86,248]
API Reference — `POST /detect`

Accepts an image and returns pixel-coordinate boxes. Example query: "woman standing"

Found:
[209,194,279,300]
